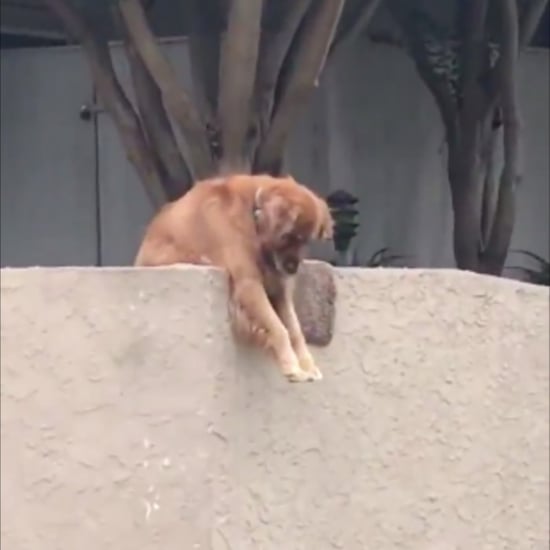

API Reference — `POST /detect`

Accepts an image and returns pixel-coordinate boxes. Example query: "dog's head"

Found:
[253,176,333,276]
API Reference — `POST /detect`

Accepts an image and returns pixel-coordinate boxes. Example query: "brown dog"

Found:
[134,174,334,382]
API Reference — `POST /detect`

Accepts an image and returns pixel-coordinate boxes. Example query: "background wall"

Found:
[1,266,548,549]
[1,38,548,269]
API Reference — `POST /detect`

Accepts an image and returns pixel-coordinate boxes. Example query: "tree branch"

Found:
[387,2,458,142]
[186,1,224,162]
[118,0,214,178]
[217,0,263,172]
[483,0,521,274]
[252,0,312,152]
[498,0,521,182]
[186,0,224,133]
[188,33,220,128]
[519,0,548,48]
[254,0,345,174]
[479,123,500,248]
[116,7,191,198]
[460,0,490,122]
[44,0,167,208]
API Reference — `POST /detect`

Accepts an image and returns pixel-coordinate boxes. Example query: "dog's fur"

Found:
[134,174,334,382]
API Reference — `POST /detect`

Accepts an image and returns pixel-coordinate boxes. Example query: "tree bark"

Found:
[460,0,491,128]
[187,0,223,127]
[251,0,312,163]
[188,33,220,126]
[447,115,498,272]
[254,0,345,174]
[449,0,525,276]
[387,2,458,139]
[187,7,222,166]
[448,142,484,271]
[480,0,522,275]
[389,0,544,276]
[117,8,191,199]
[44,0,167,208]
[118,0,214,179]
[217,0,263,172]
[389,0,490,271]
[479,120,501,248]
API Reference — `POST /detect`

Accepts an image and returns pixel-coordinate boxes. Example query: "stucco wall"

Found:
[1,266,549,550]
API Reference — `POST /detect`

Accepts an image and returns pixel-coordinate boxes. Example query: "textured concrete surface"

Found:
[1,266,549,550]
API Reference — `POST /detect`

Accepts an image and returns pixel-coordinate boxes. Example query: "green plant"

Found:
[507,250,550,286]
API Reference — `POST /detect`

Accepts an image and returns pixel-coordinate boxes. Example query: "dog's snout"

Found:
[283,258,299,274]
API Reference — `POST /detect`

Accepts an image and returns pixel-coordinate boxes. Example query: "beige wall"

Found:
[1,266,549,550]
[1,42,548,269]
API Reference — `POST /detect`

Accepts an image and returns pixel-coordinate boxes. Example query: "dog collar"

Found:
[261,249,277,271]
[252,187,262,225]
[252,187,277,270]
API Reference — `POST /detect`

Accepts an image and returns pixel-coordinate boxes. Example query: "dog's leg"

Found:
[230,278,317,383]
[273,283,323,381]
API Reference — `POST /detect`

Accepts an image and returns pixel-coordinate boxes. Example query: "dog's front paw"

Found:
[308,365,323,381]
[284,365,316,383]
[298,354,323,381]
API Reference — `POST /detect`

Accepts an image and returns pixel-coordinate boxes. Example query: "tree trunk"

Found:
[254,0,345,174]
[387,0,545,277]
[448,152,485,272]
[118,0,214,179]
[47,0,347,204]
[480,0,522,275]
[117,8,191,199]
[217,0,263,173]
[479,176,516,275]
[447,108,517,276]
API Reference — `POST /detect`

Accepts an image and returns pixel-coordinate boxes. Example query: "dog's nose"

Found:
[283,258,299,274]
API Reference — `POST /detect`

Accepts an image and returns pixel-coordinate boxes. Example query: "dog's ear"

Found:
[256,189,298,239]
[316,197,334,240]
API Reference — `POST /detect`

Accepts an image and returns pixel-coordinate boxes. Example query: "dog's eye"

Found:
[281,233,293,245]
[282,233,305,246]
[281,233,297,245]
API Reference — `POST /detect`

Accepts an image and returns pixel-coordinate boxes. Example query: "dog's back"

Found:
[134,175,259,267]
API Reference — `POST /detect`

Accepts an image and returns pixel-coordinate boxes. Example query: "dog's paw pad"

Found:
[285,367,323,383]
[285,369,313,383]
